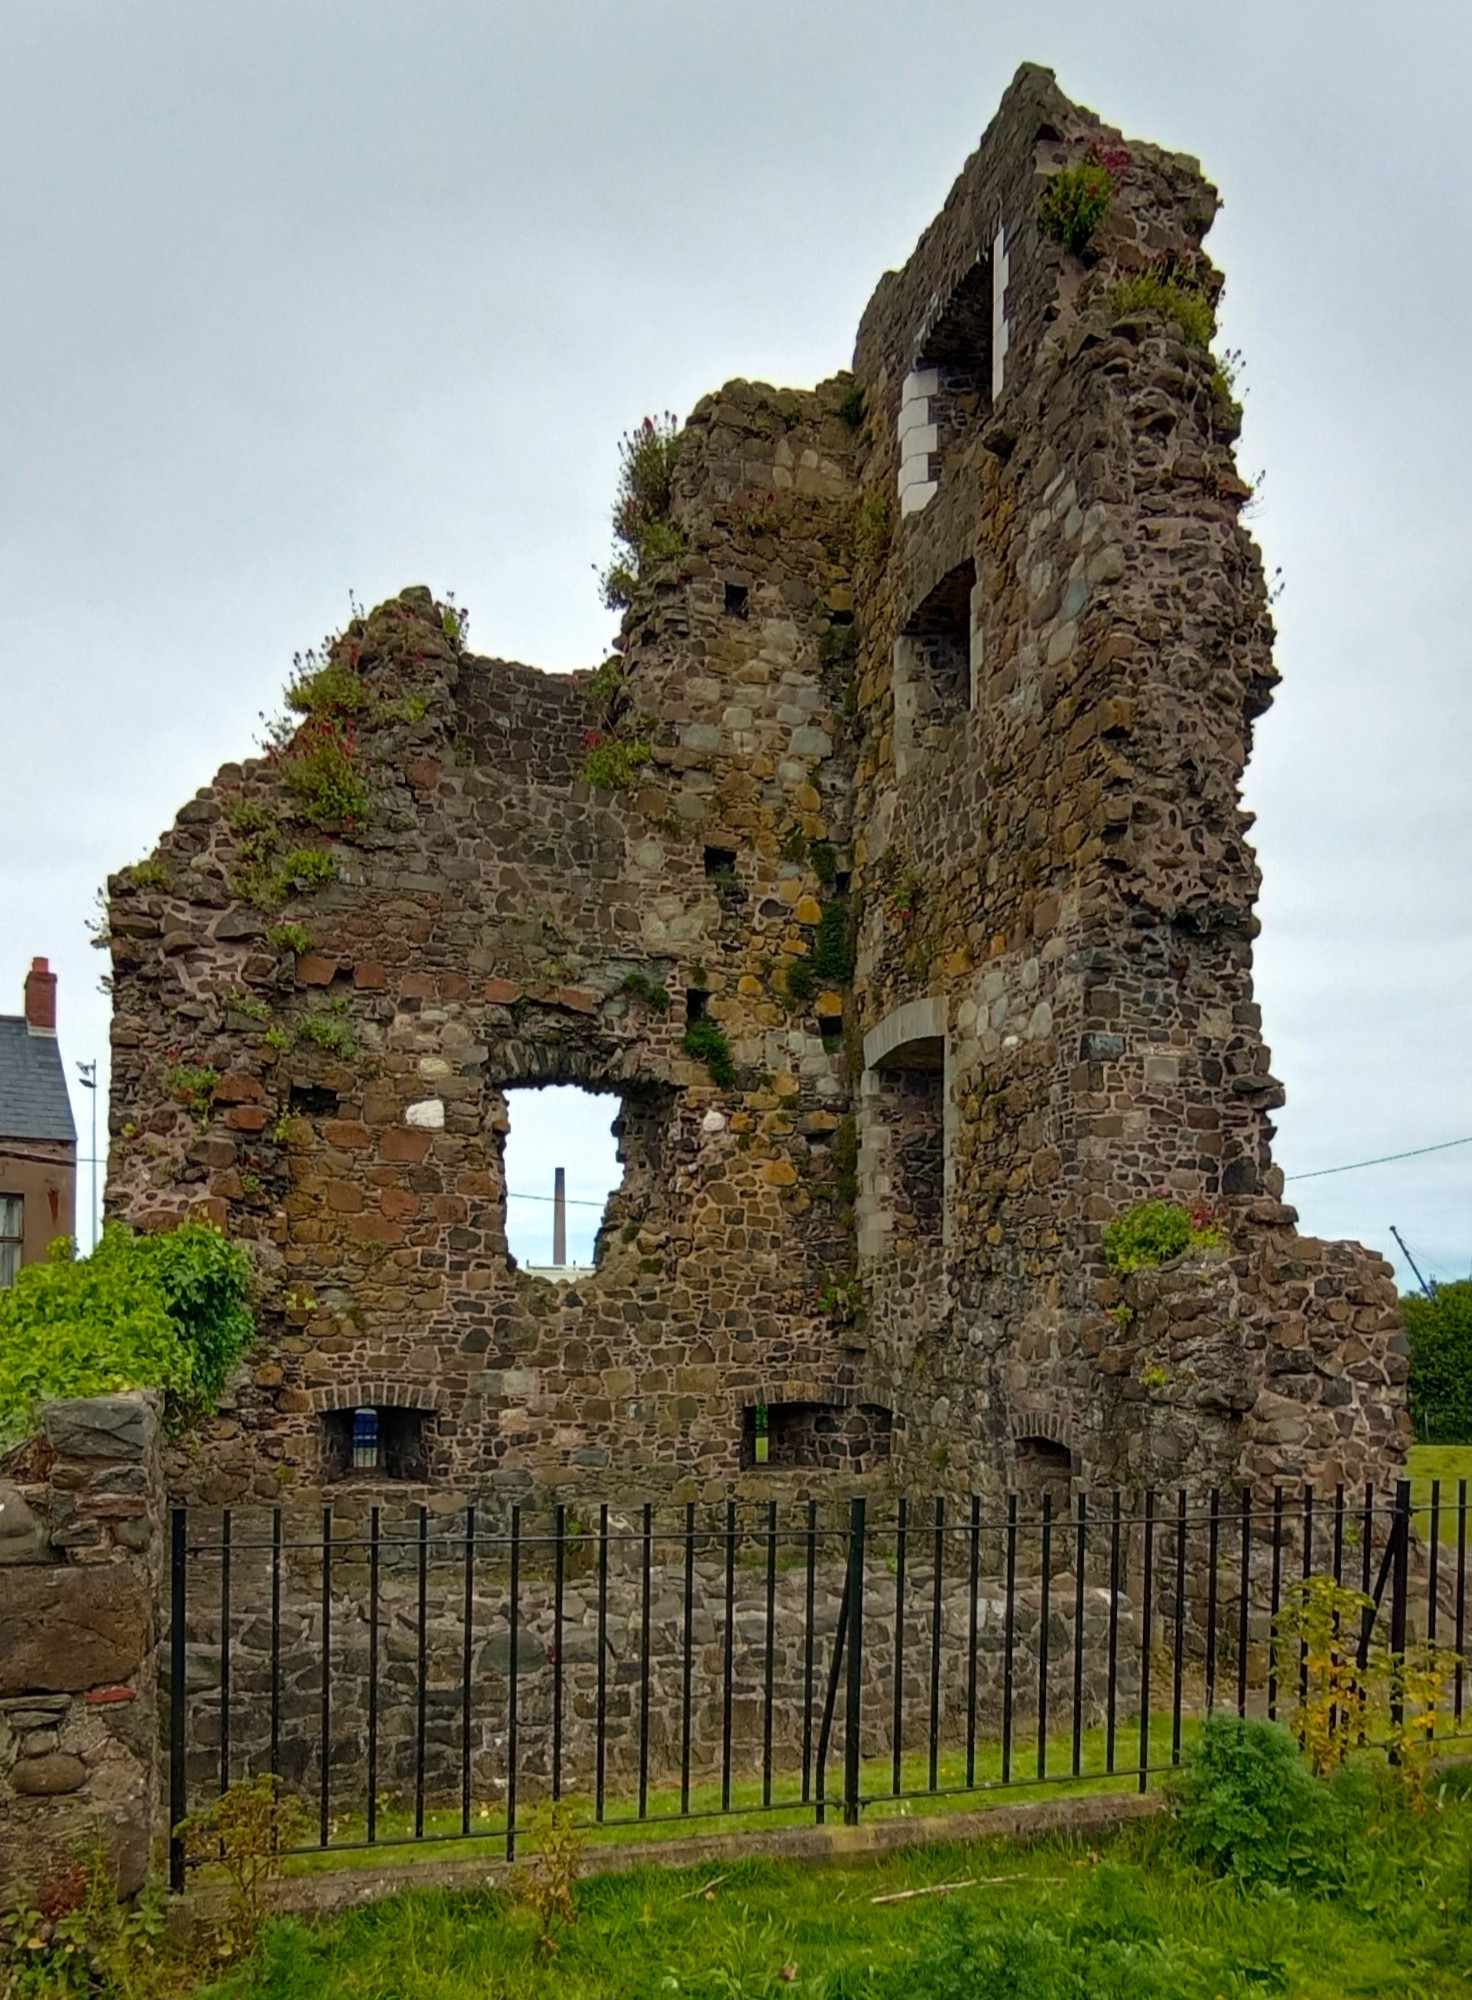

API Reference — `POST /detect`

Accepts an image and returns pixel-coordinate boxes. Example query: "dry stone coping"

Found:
[43,1395,157,1462]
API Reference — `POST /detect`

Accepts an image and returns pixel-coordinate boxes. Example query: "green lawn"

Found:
[207,1768,1472,2000]
[1408,1442,1472,1524]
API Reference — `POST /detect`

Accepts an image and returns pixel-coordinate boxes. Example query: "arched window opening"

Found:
[1013,1434,1074,1502]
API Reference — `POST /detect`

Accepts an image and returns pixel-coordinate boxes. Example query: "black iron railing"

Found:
[167,1478,1453,1891]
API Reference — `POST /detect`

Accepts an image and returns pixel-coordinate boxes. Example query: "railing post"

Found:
[1390,1477,1412,1746]
[843,1496,866,1827]
[168,1507,187,1894]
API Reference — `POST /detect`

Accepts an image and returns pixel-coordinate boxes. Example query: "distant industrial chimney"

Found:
[553,1167,567,1268]
[23,956,57,1035]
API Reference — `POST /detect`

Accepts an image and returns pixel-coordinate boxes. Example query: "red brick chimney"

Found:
[23,956,57,1034]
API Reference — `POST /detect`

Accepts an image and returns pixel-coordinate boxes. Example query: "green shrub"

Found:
[599,414,685,607]
[121,855,173,890]
[1038,159,1116,254]
[1103,1199,1225,1275]
[1168,1713,1357,1892]
[1404,1279,1472,1442]
[579,739,651,791]
[278,716,371,827]
[682,1019,735,1089]
[158,1062,219,1124]
[812,897,853,984]
[836,384,864,428]
[784,959,816,1005]
[266,921,313,955]
[0,1223,255,1449]
[297,998,358,1060]
[619,972,670,1011]
[1109,271,1216,348]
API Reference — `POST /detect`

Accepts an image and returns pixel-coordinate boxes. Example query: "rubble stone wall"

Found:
[104,63,1407,1516]
[0,1395,165,1907]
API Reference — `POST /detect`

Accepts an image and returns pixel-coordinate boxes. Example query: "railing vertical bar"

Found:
[721,1499,736,1813]
[1390,1480,1412,1748]
[1333,1483,1345,1588]
[1204,1489,1219,1714]
[1236,1487,1251,1718]
[637,1502,652,1821]
[1037,1492,1052,1781]
[1299,1484,1314,1713]
[762,1500,777,1809]
[843,1496,866,1827]
[1457,1481,1468,1724]
[965,1495,981,1789]
[801,1499,817,1805]
[552,1503,565,1805]
[891,1497,907,1797]
[168,1508,187,1895]
[928,1496,944,1794]
[1002,1493,1017,1785]
[680,1501,694,1817]
[218,1509,232,1796]
[1267,1486,1284,1721]
[414,1505,428,1840]
[1428,1478,1442,1649]
[460,1502,474,1838]
[367,1506,380,1845]
[1106,1493,1120,1774]
[1137,1489,1155,1794]
[506,1504,521,1862]
[319,1505,332,1847]
[1361,1483,1374,1599]
[1171,1489,1187,1767]
[595,1503,609,1824]
[1071,1494,1086,1777]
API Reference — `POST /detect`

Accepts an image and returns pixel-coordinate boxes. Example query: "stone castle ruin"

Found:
[104,65,1409,1511]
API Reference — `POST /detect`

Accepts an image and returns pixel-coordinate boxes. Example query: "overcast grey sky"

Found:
[2,1,1468,1282]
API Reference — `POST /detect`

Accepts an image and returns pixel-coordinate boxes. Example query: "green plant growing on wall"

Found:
[159,1061,219,1126]
[224,795,274,835]
[682,1018,735,1088]
[812,897,854,984]
[297,997,358,1060]
[783,959,816,1005]
[266,921,314,955]
[262,1025,290,1052]
[599,413,685,610]
[226,988,271,1023]
[278,713,371,827]
[853,489,893,570]
[809,840,839,889]
[0,1222,255,1449]
[1139,1363,1172,1391]
[578,735,651,791]
[1109,266,1216,349]
[1037,139,1131,255]
[836,384,864,428]
[1103,1198,1226,1275]
[121,855,173,891]
[619,971,670,1011]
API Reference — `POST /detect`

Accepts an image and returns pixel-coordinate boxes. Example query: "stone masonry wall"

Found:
[104,64,1407,1516]
[0,1395,165,1907]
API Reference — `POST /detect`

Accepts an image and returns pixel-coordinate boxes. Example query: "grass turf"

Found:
[205,1773,1472,2000]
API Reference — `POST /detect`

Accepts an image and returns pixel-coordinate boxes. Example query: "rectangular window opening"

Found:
[685,988,709,1024]
[742,1400,894,1471]
[723,582,750,618]
[703,846,738,880]
[0,1194,21,1289]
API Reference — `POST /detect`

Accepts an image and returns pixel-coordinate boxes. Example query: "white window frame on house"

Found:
[0,1195,22,1289]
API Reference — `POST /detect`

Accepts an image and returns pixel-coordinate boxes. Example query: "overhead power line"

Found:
[505,1188,610,1209]
[1282,1134,1472,1184]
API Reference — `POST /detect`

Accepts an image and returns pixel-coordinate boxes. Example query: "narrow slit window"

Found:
[686,988,709,1024]
[0,1195,22,1288]
[723,582,749,618]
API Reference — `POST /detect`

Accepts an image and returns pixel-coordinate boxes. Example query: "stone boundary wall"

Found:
[0,1394,165,1907]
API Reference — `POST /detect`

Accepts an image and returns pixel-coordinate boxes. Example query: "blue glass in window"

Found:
[352,1407,379,1470]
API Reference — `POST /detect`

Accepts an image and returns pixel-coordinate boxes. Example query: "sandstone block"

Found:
[0,1566,153,1696]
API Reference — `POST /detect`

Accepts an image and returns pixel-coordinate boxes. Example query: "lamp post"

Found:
[76,1060,97,1253]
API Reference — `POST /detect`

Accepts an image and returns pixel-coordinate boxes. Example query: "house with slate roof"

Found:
[0,959,76,1284]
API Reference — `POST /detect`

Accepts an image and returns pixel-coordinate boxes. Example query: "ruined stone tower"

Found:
[104,65,1409,1507]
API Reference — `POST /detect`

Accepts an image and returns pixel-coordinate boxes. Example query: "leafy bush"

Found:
[278,715,370,827]
[1038,160,1115,254]
[813,898,853,984]
[578,737,651,791]
[599,414,685,608]
[0,1223,255,1449]
[1103,1199,1225,1275]
[1404,1279,1472,1442]
[1109,271,1216,348]
[179,1774,311,1960]
[266,922,313,955]
[619,972,670,1011]
[682,1019,735,1089]
[297,998,358,1059]
[1169,1713,1355,1892]
[784,959,816,1004]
